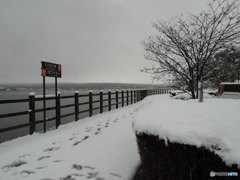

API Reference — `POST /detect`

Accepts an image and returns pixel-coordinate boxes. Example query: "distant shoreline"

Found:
[0,82,168,92]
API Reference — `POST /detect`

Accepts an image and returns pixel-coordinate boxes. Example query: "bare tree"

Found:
[141,0,240,99]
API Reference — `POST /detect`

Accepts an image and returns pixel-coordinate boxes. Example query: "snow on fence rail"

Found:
[0,89,170,135]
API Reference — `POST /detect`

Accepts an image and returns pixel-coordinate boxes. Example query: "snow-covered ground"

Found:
[0,94,239,180]
[0,99,147,180]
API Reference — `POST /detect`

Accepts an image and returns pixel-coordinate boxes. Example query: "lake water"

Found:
[0,89,128,143]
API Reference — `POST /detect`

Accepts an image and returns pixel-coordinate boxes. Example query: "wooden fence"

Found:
[0,89,170,135]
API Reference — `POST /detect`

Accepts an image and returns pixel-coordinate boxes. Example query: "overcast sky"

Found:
[0,0,210,84]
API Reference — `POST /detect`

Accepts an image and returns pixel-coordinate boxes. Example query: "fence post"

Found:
[75,91,79,121]
[56,93,61,128]
[137,90,139,101]
[127,90,129,106]
[89,91,93,117]
[108,90,111,111]
[122,90,124,107]
[134,90,136,103]
[29,93,35,135]
[100,90,103,114]
[131,90,133,104]
[116,90,118,109]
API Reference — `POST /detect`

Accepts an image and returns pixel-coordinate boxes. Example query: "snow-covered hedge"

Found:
[132,94,240,179]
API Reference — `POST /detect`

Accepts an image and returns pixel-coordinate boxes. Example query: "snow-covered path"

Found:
[0,96,152,180]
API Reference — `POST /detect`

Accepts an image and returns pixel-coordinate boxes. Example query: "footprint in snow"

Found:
[72,164,82,170]
[38,156,51,161]
[59,175,74,180]
[69,137,76,141]
[86,127,92,132]
[21,170,36,176]
[86,172,101,179]
[36,166,47,169]
[53,160,63,162]
[44,147,60,152]
[110,173,122,177]
[83,166,95,170]
[95,128,101,135]
[73,136,89,146]
[105,123,109,128]
[19,154,31,158]
[3,160,27,170]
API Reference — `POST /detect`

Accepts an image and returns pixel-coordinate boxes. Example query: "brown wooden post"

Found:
[89,91,93,117]
[56,93,61,128]
[108,90,111,111]
[121,90,124,107]
[74,91,79,121]
[100,90,103,114]
[131,90,133,104]
[29,93,35,135]
[127,90,129,106]
[134,90,136,103]
[136,90,139,101]
[116,90,118,109]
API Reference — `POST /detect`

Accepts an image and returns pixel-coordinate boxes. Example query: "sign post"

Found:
[198,81,203,103]
[41,61,62,133]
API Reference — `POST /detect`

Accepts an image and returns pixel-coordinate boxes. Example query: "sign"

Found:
[41,61,62,78]
[42,69,61,78]
[40,61,62,133]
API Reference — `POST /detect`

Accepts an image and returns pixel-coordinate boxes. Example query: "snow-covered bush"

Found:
[170,90,216,100]
[132,95,240,179]
[171,93,192,100]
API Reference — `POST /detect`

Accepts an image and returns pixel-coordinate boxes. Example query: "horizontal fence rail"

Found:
[0,89,170,136]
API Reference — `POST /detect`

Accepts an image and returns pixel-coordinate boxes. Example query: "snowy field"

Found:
[0,93,239,180]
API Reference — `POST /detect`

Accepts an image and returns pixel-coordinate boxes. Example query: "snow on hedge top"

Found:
[132,94,240,166]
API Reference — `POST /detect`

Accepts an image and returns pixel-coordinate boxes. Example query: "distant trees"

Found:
[212,47,240,86]
[141,0,240,99]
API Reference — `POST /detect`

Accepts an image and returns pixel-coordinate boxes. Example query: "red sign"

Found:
[42,69,47,76]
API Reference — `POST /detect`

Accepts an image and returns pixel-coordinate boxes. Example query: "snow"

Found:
[1,94,239,180]
[132,94,240,167]
[29,92,35,96]
[0,100,146,180]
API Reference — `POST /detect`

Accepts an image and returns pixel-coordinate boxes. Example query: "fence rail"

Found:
[0,89,170,135]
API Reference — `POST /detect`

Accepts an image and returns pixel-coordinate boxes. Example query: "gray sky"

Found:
[0,0,210,84]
